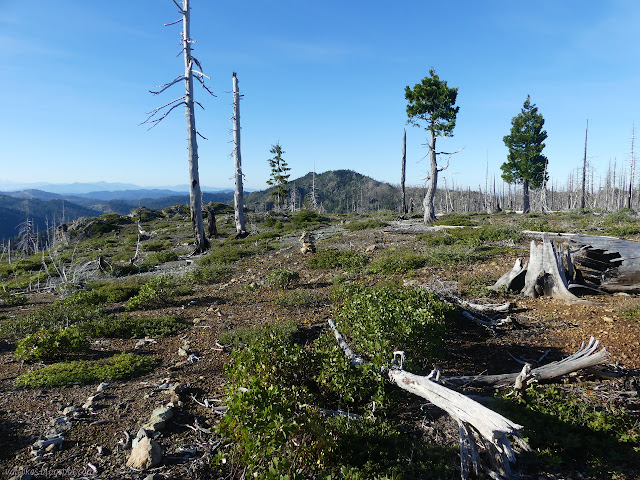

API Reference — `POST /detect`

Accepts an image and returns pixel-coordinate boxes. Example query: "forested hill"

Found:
[244,169,401,213]
[0,194,100,241]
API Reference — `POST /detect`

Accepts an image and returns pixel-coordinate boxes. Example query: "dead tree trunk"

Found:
[401,129,407,214]
[232,72,247,237]
[142,0,212,253]
[182,0,209,252]
[581,120,588,209]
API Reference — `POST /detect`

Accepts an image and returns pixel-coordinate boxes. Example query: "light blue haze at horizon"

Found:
[1,1,638,192]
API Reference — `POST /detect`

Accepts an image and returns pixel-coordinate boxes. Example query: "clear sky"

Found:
[1,0,639,192]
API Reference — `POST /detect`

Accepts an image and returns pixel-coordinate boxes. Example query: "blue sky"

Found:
[1,0,639,192]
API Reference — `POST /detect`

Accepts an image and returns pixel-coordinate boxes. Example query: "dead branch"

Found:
[328,320,529,479]
[327,319,365,366]
[441,337,609,388]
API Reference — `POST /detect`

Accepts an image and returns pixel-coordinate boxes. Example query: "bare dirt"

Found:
[1,220,639,479]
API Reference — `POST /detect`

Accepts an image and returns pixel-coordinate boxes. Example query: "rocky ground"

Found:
[1,220,639,479]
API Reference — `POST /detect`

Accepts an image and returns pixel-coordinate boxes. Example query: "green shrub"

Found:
[142,240,173,252]
[88,280,142,304]
[187,264,233,285]
[266,268,300,289]
[434,213,481,226]
[273,290,329,308]
[15,328,89,362]
[344,219,388,231]
[289,209,329,229]
[144,250,179,267]
[0,288,27,307]
[0,290,104,340]
[307,250,368,270]
[126,274,191,310]
[80,315,188,338]
[366,249,427,274]
[15,352,155,388]
[218,285,457,478]
[493,385,640,473]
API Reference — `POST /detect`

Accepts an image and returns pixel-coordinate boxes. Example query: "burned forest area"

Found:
[1,208,640,480]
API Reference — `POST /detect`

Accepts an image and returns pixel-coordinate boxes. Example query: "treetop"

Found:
[405,68,459,137]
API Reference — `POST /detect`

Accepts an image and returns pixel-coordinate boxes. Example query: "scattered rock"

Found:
[96,382,110,392]
[125,436,162,470]
[178,341,192,356]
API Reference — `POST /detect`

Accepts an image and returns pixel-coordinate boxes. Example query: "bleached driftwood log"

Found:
[388,363,529,479]
[441,337,609,388]
[328,320,530,479]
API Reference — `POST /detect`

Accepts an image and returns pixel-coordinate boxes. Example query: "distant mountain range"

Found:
[0,180,235,195]
[0,171,414,241]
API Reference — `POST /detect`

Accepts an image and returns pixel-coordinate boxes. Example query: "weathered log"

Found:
[388,366,529,479]
[441,337,609,388]
[328,320,529,480]
[523,231,640,293]
[327,319,365,366]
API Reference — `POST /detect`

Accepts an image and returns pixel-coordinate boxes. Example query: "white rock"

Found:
[126,437,162,470]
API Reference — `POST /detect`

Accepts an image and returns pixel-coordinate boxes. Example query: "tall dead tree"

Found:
[232,72,247,237]
[627,124,635,209]
[580,119,589,209]
[142,0,212,252]
[401,129,407,214]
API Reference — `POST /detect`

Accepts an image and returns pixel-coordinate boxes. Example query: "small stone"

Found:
[45,443,57,453]
[96,382,109,392]
[126,437,162,470]
[603,316,614,323]
[62,405,78,416]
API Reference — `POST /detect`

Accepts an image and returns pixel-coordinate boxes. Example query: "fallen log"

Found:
[328,319,530,480]
[523,231,640,293]
[441,337,609,388]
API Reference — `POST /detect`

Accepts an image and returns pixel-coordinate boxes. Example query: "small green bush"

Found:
[289,209,329,229]
[0,288,27,307]
[187,264,233,285]
[344,219,388,231]
[366,249,427,274]
[307,250,368,270]
[218,285,457,478]
[493,385,640,473]
[80,315,188,338]
[266,268,300,289]
[88,280,142,304]
[273,290,329,308]
[15,352,156,388]
[142,240,173,252]
[144,250,179,267]
[15,328,89,362]
[126,274,191,310]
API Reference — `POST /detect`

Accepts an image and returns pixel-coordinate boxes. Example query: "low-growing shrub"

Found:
[217,284,457,478]
[143,250,179,267]
[0,288,27,307]
[0,290,105,340]
[87,280,142,304]
[187,264,233,285]
[266,268,300,289]
[15,352,156,388]
[493,385,640,474]
[273,290,329,308]
[15,328,89,362]
[366,249,427,274]
[344,219,388,231]
[126,274,191,310]
[307,250,368,270]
